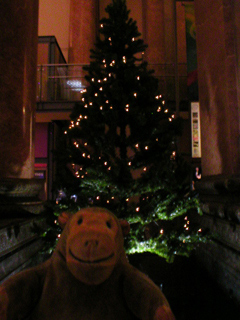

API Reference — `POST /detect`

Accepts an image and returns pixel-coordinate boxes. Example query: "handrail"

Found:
[36,63,188,104]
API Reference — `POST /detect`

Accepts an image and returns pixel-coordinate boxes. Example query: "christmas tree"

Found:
[55,0,206,262]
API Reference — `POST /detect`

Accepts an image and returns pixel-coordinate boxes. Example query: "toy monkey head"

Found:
[56,207,130,285]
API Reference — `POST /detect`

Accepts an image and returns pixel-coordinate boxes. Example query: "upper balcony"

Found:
[36,62,189,113]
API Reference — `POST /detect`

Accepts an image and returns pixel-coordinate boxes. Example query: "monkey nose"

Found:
[84,240,99,248]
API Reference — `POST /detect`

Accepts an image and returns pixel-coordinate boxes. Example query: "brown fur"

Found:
[0,207,175,320]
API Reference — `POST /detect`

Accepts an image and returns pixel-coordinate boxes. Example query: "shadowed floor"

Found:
[129,253,240,320]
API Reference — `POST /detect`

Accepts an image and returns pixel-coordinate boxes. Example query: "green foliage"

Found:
[54,0,207,261]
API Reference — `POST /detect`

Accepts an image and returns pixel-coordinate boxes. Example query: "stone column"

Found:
[0,0,39,179]
[194,0,240,305]
[68,0,99,64]
[0,0,43,215]
[195,0,240,176]
[142,0,165,64]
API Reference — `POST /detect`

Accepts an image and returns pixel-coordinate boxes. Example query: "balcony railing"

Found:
[37,63,188,108]
[37,64,88,102]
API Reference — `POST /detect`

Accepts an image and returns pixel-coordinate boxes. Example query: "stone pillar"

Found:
[195,0,240,176]
[0,0,43,216]
[0,0,39,179]
[68,0,99,64]
[142,0,165,64]
[194,0,240,305]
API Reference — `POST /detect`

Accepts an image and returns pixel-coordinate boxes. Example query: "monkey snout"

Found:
[84,240,99,248]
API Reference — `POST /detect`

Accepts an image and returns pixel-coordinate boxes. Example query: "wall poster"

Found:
[191,102,201,158]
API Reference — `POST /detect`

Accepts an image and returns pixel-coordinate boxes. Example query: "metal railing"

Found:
[37,63,188,105]
[37,64,88,102]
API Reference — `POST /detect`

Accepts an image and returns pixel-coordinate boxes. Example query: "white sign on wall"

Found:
[191,102,201,158]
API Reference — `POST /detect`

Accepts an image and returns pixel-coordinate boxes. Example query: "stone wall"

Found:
[0,217,46,283]
[195,175,240,305]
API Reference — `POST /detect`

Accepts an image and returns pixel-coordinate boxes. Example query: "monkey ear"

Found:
[119,220,130,237]
[58,212,72,229]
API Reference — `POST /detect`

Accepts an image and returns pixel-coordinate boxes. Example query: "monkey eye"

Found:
[77,217,83,225]
[106,221,112,229]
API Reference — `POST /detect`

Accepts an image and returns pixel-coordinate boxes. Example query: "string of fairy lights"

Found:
[61,20,203,244]
[65,66,176,213]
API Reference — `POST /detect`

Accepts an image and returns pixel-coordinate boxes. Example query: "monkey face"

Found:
[66,208,121,285]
